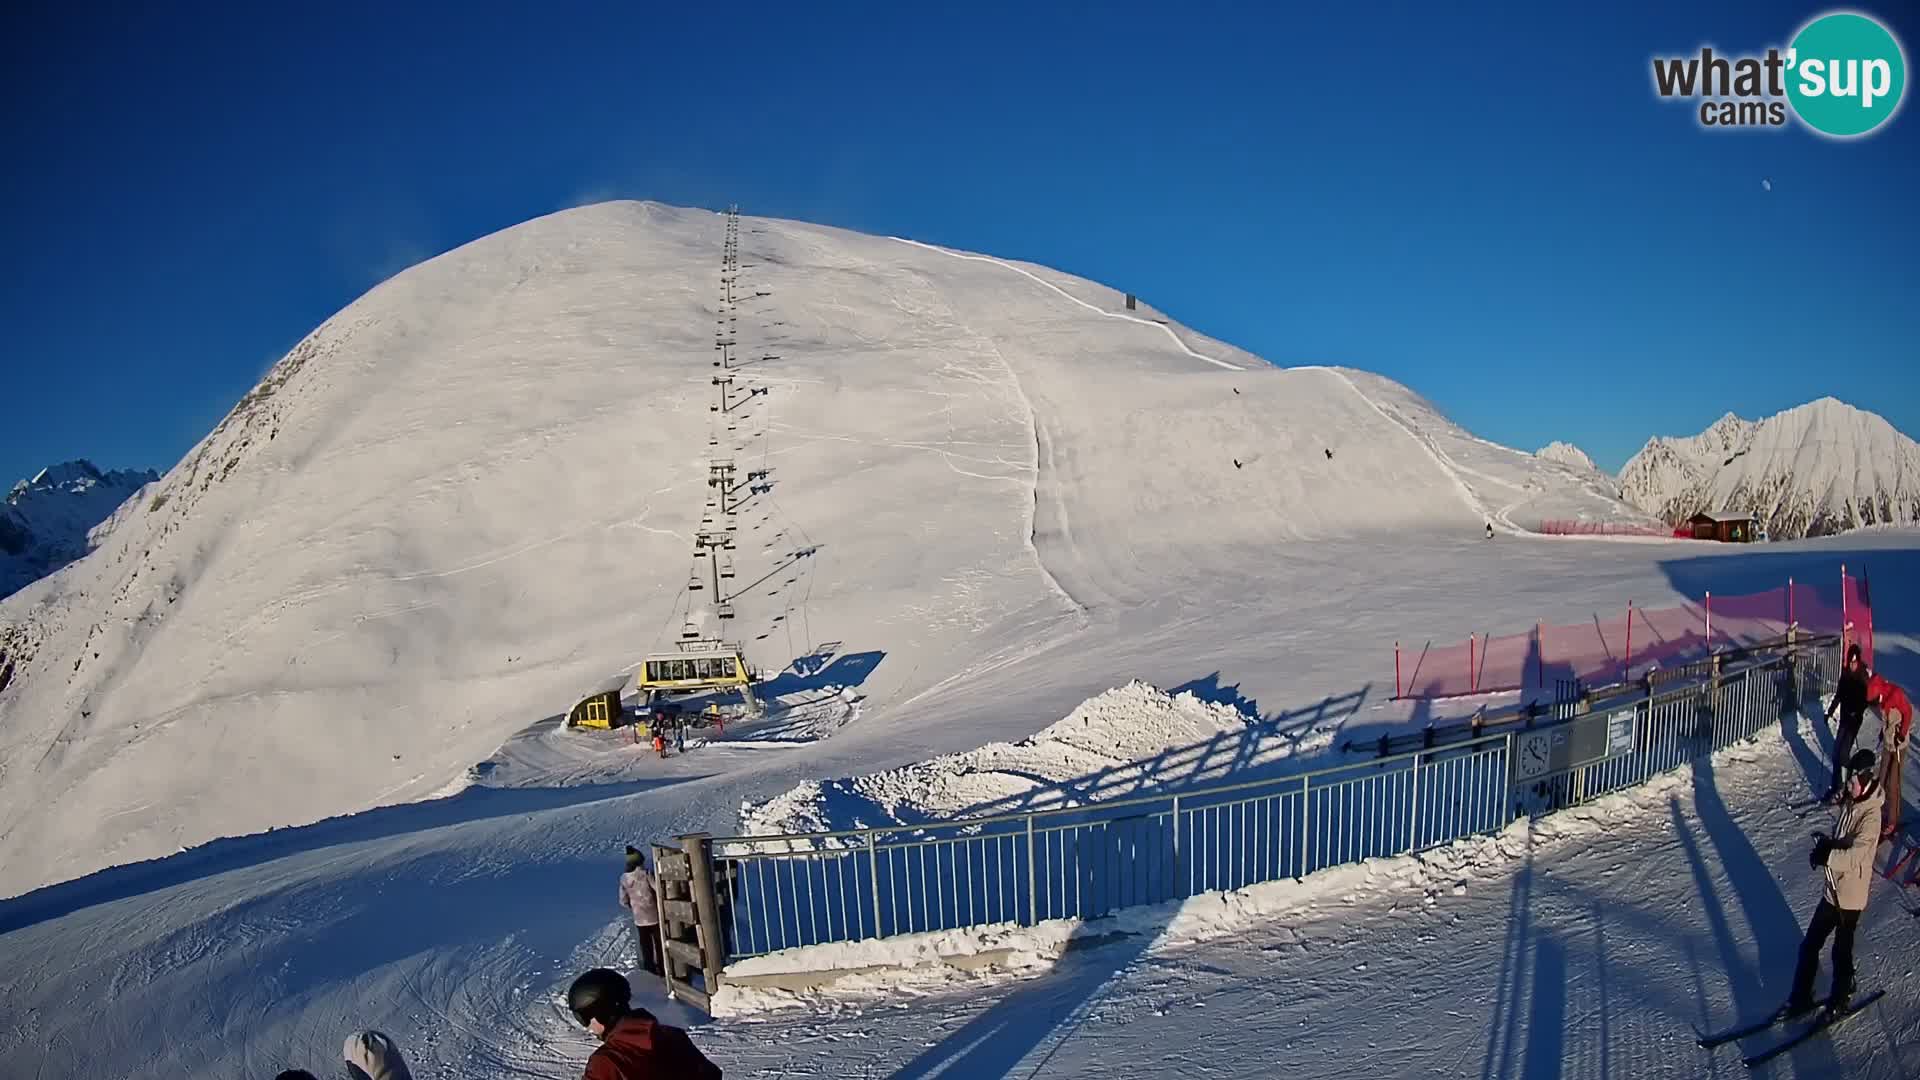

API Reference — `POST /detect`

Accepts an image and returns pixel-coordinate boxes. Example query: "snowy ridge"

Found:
[1535,441,1598,473]
[0,460,159,599]
[889,238,1244,371]
[1618,398,1920,538]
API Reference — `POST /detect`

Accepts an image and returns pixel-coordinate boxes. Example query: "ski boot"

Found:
[1829,980,1856,1015]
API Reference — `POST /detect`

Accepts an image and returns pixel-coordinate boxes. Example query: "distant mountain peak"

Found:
[1535,441,1598,473]
[1617,397,1919,539]
[2,460,160,598]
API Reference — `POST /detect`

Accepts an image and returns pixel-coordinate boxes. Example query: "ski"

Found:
[1741,990,1883,1068]
[1696,1010,1793,1049]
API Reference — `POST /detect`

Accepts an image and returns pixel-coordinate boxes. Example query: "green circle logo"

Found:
[1786,12,1907,137]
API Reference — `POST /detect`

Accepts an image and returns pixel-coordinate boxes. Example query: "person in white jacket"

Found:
[343,1030,413,1080]
[1784,749,1885,1016]
[619,846,662,977]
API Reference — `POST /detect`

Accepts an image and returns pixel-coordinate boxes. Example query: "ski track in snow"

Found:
[890,237,1244,372]
[1293,366,1504,529]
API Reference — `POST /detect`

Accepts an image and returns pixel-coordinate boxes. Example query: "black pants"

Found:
[1827,713,1863,796]
[632,922,663,977]
[1790,899,1860,1003]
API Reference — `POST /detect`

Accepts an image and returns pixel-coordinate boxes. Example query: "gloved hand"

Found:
[1810,834,1834,868]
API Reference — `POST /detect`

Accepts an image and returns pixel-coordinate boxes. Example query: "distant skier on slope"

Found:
[1866,674,1912,839]
[1823,645,1871,803]
[1485,522,1494,540]
[1785,748,1883,1017]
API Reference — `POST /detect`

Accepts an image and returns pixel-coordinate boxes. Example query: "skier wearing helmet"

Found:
[1784,748,1884,1017]
[1865,674,1911,839]
[1821,644,1870,803]
[567,968,721,1080]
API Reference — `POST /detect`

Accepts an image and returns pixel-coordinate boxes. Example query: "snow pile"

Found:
[1618,398,1920,538]
[1534,441,1598,473]
[739,681,1278,836]
[0,460,159,598]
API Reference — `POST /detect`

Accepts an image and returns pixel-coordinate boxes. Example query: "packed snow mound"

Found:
[0,201,1637,896]
[0,460,159,599]
[1535,441,1598,473]
[738,681,1334,837]
[1618,397,1920,538]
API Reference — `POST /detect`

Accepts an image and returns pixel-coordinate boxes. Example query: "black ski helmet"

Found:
[567,968,631,1029]
[1847,748,1876,780]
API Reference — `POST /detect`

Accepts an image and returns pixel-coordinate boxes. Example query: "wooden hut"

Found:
[1686,511,1756,543]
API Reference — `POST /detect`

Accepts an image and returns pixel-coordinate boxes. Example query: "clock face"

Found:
[1515,732,1552,779]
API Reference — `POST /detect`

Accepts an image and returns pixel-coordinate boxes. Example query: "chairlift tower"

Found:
[693,527,737,622]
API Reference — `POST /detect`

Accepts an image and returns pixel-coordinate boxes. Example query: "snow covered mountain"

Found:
[1617,399,1920,538]
[1534,441,1597,473]
[0,201,1646,897]
[0,460,158,600]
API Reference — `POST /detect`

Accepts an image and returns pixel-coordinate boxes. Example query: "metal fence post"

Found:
[1298,775,1311,877]
[1025,813,1037,925]
[1408,752,1423,853]
[867,831,882,939]
[1504,731,1517,824]
[1170,794,1182,898]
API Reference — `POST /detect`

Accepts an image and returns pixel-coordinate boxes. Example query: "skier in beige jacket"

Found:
[1784,748,1884,1016]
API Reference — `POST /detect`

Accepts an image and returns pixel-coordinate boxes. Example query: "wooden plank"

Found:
[664,979,711,1014]
[684,834,726,977]
[663,899,698,926]
[665,938,704,969]
[655,852,692,882]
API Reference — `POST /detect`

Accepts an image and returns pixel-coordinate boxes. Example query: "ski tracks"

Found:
[1294,366,1525,533]
[889,237,1244,372]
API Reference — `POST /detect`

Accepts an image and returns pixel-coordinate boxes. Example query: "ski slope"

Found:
[1,201,1914,1078]
[0,201,1646,898]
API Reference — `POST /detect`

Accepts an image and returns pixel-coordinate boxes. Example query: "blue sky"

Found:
[2,1,1915,485]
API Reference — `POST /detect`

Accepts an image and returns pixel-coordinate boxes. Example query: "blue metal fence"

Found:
[706,642,1836,963]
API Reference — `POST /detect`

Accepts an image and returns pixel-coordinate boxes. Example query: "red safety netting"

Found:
[1395,571,1874,700]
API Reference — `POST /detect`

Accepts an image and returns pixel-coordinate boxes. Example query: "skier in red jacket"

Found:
[568,968,721,1080]
[1867,674,1912,839]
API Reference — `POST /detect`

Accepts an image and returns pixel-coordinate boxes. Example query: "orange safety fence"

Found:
[1394,569,1874,701]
